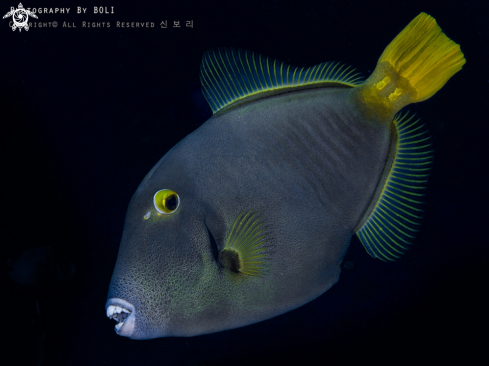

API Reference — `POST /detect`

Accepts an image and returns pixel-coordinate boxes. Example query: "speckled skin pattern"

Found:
[107,87,392,339]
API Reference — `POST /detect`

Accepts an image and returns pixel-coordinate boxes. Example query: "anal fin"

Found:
[355,112,433,261]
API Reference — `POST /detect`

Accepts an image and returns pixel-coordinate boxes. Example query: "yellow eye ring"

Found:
[153,189,180,214]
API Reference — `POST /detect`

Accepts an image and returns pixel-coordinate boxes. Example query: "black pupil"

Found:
[165,195,178,210]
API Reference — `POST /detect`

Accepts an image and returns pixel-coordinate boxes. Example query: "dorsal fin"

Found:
[200,48,363,114]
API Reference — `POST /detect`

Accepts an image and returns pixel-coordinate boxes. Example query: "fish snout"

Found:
[105,298,135,337]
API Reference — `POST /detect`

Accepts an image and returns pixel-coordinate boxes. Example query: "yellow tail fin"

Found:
[357,13,466,118]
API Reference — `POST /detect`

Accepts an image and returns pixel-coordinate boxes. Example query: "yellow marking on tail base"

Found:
[375,76,391,90]
[356,13,466,120]
[388,88,403,101]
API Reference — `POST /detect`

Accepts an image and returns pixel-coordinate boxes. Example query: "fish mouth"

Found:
[105,298,135,337]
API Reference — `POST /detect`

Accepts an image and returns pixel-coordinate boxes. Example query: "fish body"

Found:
[107,13,465,339]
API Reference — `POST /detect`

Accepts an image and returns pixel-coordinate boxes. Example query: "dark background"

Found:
[2,0,487,365]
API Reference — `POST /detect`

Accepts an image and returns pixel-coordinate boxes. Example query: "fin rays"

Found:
[221,211,266,276]
[200,48,364,114]
[356,111,433,261]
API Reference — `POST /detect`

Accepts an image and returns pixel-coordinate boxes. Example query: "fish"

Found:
[106,13,465,339]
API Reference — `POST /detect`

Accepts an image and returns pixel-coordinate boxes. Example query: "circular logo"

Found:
[12,8,28,28]
[3,3,38,32]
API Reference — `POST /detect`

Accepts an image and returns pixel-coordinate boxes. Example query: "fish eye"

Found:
[153,189,180,214]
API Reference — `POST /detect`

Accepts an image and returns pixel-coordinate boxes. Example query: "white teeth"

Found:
[106,305,115,318]
[106,305,132,318]
[115,322,123,331]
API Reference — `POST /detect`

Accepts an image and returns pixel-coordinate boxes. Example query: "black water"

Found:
[2,1,488,365]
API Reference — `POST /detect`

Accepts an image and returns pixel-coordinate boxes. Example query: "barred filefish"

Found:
[106,13,465,339]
